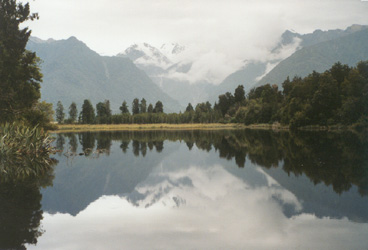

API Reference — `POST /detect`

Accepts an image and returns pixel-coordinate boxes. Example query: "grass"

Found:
[52,123,247,133]
[51,122,359,133]
[0,123,55,178]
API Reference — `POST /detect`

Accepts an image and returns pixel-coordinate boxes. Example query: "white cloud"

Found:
[28,163,368,250]
[24,0,368,55]
[21,0,368,83]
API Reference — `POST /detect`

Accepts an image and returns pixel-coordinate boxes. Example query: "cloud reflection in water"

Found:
[30,161,368,250]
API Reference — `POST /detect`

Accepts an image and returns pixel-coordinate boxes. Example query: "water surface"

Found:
[1,130,367,249]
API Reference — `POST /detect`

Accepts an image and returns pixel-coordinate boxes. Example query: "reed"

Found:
[0,123,56,179]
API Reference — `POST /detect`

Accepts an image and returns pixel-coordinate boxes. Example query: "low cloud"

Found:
[24,0,368,84]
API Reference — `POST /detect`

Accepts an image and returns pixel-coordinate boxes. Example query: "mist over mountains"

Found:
[27,24,368,113]
[256,25,368,88]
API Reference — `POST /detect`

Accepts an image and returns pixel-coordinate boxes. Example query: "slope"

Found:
[27,37,182,113]
[256,28,368,88]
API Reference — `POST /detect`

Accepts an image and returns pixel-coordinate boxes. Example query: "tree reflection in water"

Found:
[0,161,56,249]
[55,130,367,196]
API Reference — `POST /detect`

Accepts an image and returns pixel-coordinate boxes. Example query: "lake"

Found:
[1,129,367,249]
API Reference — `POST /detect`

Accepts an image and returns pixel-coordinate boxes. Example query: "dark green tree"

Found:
[55,101,65,124]
[80,99,95,124]
[154,101,163,113]
[147,103,153,113]
[140,98,147,113]
[216,92,234,116]
[132,98,140,115]
[68,102,78,123]
[234,85,245,103]
[119,101,129,114]
[96,100,112,124]
[0,0,42,124]
[185,103,194,112]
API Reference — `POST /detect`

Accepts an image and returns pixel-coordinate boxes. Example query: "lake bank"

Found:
[52,123,247,133]
[51,123,365,133]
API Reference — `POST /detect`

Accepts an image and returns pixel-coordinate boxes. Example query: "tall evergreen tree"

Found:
[0,0,42,124]
[55,101,65,124]
[119,101,129,114]
[185,103,194,112]
[80,99,95,124]
[147,104,153,113]
[132,98,140,115]
[140,98,147,113]
[68,102,78,123]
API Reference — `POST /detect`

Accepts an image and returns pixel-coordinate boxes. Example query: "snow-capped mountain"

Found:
[118,43,172,69]
[117,25,368,107]
[160,43,186,59]
[118,43,212,107]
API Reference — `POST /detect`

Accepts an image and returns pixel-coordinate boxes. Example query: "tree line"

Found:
[55,61,368,129]
[55,97,224,124]
[233,61,368,128]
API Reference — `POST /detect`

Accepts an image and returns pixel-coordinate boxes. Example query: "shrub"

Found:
[0,123,56,179]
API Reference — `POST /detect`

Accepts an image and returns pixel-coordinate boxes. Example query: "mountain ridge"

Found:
[27,37,183,113]
[256,27,368,88]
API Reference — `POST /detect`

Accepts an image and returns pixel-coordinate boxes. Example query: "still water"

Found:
[1,130,368,249]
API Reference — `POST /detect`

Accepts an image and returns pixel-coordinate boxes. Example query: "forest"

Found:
[55,61,368,129]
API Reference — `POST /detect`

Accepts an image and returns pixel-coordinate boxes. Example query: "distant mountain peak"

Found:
[346,24,368,32]
[275,24,368,53]
[119,43,172,68]
[29,36,56,44]
[67,36,78,41]
[160,43,185,56]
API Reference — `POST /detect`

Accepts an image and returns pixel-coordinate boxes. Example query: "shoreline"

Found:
[50,123,363,133]
[51,123,247,133]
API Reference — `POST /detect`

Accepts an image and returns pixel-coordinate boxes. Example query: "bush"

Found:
[0,123,56,179]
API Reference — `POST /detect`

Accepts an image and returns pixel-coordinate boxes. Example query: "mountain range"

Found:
[27,24,368,113]
[255,26,368,88]
[119,24,368,105]
[27,37,183,113]
[118,43,212,107]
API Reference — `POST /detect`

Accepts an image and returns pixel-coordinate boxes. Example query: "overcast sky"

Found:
[24,0,368,55]
[22,0,368,84]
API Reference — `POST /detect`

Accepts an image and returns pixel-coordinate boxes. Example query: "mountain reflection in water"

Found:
[18,130,368,249]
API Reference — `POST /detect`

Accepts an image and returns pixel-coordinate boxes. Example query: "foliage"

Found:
[234,85,246,103]
[23,101,56,130]
[67,102,78,123]
[80,99,95,124]
[119,101,130,114]
[58,61,367,129]
[147,103,153,113]
[0,123,56,179]
[185,103,194,112]
[96,100,112,124]
[55,101,65,123]
[0,0,44,124]
[132,98,140,115]
[140,98,147,113]
[229,62,368,129]
[153,101,164,113]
